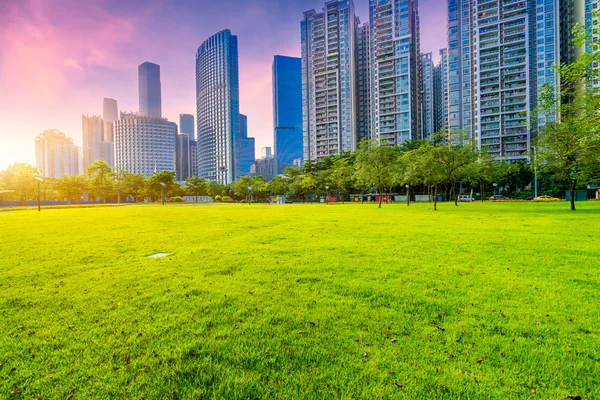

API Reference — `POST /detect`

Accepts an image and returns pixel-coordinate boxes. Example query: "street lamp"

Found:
[325,185,329,205]
[159,182,166,206]
[493,182,498,196]
[405,184,410,206]
[247,186,252,205]
[34,176,43,212]
[533,145,538,198]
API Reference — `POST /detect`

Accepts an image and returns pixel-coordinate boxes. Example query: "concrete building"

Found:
[301,0,358,160]
[138,62,162,118]
[196,30,240,184]
[273,55,303,174]
[356,22,373,143]
[369,0,422,145]
[82,115,113,169]
[251,155,276,181]
[180,114,195,140]
[35,129,79,178]
[239,113,256,176]
[433,49,449,134]
[473,0,533,161]
[102,98,118,143]
[421,53,434,138]
[114,116,176,176]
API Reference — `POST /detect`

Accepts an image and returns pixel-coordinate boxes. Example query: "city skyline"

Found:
[0,0,447,170]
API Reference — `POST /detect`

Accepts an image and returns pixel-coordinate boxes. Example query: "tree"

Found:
[121,173,147,203]
[465,153,497,202]
[269,176,287,198]
[231,176,252,202]
[403,143,446,210]
[355,139,398,208]
[535,11,600,210]
[147,170,177,201]
[250,176,270,202]
[299,173,317,202]
[0,163,38,206]
[207,180,226,199]
[86,160,113,203]
[183,176,208,202]
[56,174,88,204]
[329,158,354,202]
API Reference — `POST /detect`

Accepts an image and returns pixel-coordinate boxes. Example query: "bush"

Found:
[511,190,534,200]
[169,196,183,202]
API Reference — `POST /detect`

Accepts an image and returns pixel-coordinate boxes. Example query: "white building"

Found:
[114,116,176,176]
[35,129,79,178]
[301,0,358,160]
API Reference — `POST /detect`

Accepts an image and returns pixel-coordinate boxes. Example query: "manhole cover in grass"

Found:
[148,253,169,258]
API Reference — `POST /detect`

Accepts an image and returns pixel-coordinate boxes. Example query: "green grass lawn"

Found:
[1,202,599,399]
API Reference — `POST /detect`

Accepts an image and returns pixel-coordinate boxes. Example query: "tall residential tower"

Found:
[301,0,358,161]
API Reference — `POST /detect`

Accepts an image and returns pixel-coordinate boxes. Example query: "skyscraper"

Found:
[273,55,303,174]
[238,113,255,176]
[473,0,533,161]
[261,147,272,158]
[196,30,240,184]
[176,133,191,181]
[369,0,422,145]
[189,140,198,178]
[421,53,434,139]
[103,98,118,143]
[35,129,79,178]
[114,116,176,176]
[433,49,449,134]
[301,1,358,161]
[447,0,475,136]
[179,114,195,140]
[356,22,373,143]
[138,62,162,118]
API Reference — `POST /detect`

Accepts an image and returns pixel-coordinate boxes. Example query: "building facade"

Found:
[301,0,358,161]
[421,52,434,138]
[179,114,195,140]
[238,113,256,176]
[138,62,162,118]
[356,22,373,143]
[473,0,533,161]
[369,0,422,145]
[196,30,240,184]
[82,115,113,169]
[433,48,449,134]
[189,140,198,177]
[176,133,191,181]
[102,97,118,143]
[35,129,79,178]
[273,55,303,174]
[114,116,176,176]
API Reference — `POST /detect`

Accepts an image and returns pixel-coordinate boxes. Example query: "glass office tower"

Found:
[196,30,240,184]
[138,62,162,118]
[273,55,303,174]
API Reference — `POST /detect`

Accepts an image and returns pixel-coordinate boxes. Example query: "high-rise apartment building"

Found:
[261,147,272,158]
[35,129,79,178]
[196,30,240,184]
[273,55,303,174]
[447,0,475,136]
[138,62,162,118]
[238,114,255,176]
[301,0,358,161]
[433,49,449,134]
[114,116,176,176]
[179,114,195,140]
[176,133,191,181]
[473,0,533,161]
[356,22,373,143]
[82,115,113,169]
[369,0,422,145]
[421,52,434,138]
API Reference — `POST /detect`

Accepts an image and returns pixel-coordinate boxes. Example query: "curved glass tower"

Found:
[196,29,240,184]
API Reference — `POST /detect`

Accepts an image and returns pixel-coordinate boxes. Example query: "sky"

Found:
[0,0,447,170]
